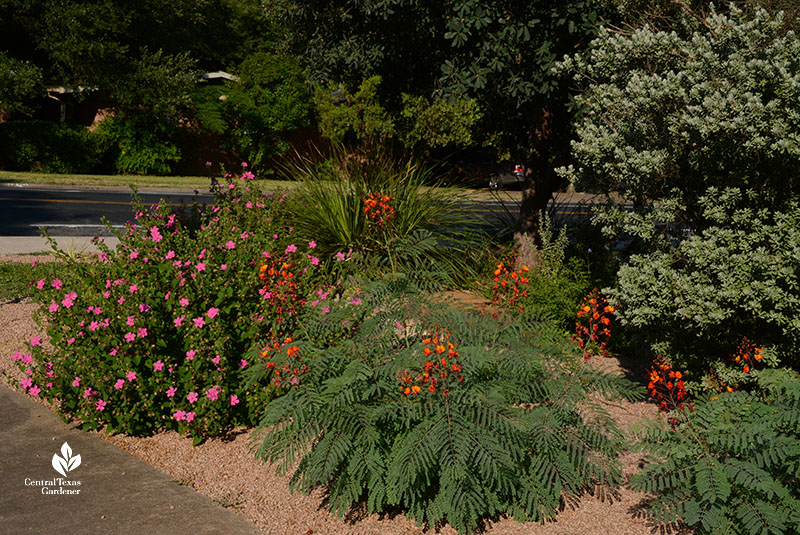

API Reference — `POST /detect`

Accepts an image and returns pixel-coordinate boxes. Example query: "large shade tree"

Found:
[276,0,612,263]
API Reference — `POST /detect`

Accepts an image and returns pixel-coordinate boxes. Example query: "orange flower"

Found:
[423,347,432,357]
[403,387,411,395]
[411,385,421,394]
[287,346,299,357]
[726,386,733,393]
[743,365,750,373]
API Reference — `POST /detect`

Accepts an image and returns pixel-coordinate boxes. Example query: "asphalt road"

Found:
[0,185,594,237]
[0,186,214,236]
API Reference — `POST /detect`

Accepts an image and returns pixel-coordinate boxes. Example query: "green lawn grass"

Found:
[0,170,296,192]
[0,260,76,302]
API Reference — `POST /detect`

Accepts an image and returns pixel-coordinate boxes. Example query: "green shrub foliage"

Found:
[0,120,106,173]
[610,194,800,379]
[559,6,800,244]
[250,280,642,533]
[631,369,800,535]
[13,177,330,440]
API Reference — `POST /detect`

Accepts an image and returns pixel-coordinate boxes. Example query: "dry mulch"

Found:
[1,259,664,534]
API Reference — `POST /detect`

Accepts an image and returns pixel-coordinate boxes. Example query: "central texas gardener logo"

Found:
[52,442,81,477]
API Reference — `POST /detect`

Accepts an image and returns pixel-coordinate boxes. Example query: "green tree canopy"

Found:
[277,0,613,259]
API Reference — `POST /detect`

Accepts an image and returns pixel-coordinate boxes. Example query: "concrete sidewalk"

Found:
[0,384,260,535]
[0,236,120,256]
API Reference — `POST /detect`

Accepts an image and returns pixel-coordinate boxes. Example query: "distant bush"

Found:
[0,120,106,173]
[93,113,181,175]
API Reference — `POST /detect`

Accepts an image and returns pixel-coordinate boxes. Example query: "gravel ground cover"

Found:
[1,255,666,535]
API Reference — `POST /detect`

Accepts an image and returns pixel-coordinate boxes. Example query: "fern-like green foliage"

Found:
[249,279,642,533]
[631,369,800,535]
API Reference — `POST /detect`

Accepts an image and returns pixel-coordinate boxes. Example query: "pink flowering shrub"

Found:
[14,176,333,441]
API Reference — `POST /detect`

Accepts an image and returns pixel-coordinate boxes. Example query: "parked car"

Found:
[488,164,525,190]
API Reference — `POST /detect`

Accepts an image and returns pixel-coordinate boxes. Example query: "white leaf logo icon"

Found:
[52,442,81,477]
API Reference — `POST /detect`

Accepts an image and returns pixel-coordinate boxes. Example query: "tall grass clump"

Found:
[284,148,486,289]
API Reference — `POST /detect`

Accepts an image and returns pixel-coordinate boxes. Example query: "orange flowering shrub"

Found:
[397,331,464,397]
[490,255,529,313]
[572,289,614,359]
[647,357,689,413]
[257,336,308,388]
[362,192,395,227]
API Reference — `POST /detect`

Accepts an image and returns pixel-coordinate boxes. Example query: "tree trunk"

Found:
[514,105,566,267]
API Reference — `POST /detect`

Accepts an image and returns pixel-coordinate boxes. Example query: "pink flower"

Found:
[241,161,248,168]
[117,296,125,304]
[114,379,125,389]
[193,317,205,328]
[187,392,198,404]
[21,377,33,389]
[167,214,176,227]
[62,296,74,308]
[351,297,362,306]
[173,410,186,421]
[186,350,196,361]
[124,332,136,343]
[220,264,227,271]
[308,240,317,249]
[225,240,235,249]
[239,359,248,369]
[36,279,45,289]
[29,385,41,397]
[206,307,219,319]
[129,284,138,293]
[166,387,177,398]
[83,388,94,399]
[126,371,137,381]
[102,291,110,299]
[126,315,136,326]
[72,376,81,387]
[179,298,189,307]
[174,316,185,327]
[285,244,297,254]
[95,399,106,411]
[164,291,171,300]
[109,348,118,356]
[30,336,42,346]
[51,278,63,289]
[230,395,239,406]
[335,252,346,261]
[196,262,206,272]
[89,321,99,331]
[150,226,163,242]
[310,256,320,266]
[211,355,221,365]
[184,411,196,423]
[206,387,219,401]
[166,250,175,260]
[129,251,139,260]
[139,303,150,313]
[137,327,148,338]
[242,171,255,180]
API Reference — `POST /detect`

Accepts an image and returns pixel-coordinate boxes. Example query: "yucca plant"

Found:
[283,147,486,288]
[631,369,800,535]
[249,279,642,533]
